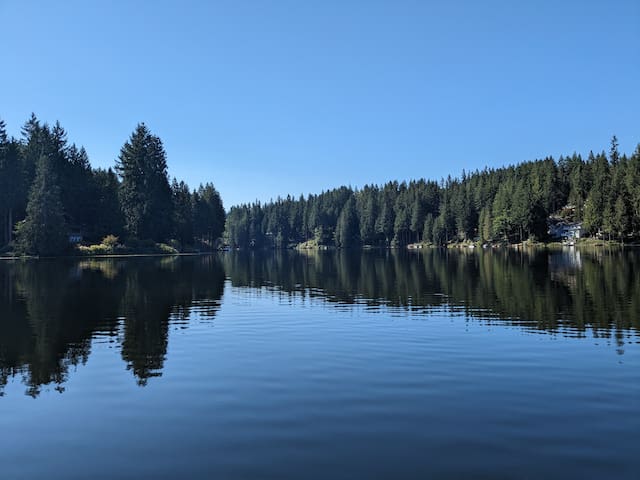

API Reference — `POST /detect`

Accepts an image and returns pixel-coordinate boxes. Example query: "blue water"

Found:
[1,250,639,479]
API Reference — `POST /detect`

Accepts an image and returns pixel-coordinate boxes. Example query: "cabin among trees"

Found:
[547,205,583,241]
[548,221,583,241]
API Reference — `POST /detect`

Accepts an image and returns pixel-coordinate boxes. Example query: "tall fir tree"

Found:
[192,183,225,247]
[20,113,42,187]
[93,168,125,239]
[171,179,194,247]
[17,156,68,256]
[0,120,25,246]
[422,213,435,244]
[335,196,359,248]
[116,124,173,241]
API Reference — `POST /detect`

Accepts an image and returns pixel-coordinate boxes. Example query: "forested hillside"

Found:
[225,137,640,248]
[0,115,225,255]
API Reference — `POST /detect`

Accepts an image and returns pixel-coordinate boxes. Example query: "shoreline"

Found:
[2,240,638,260]
[0,251,219,261]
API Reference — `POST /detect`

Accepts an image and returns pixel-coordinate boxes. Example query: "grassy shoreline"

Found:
[0,236,220,260]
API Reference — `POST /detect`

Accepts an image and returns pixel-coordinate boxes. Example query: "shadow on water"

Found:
[1,248,638,396]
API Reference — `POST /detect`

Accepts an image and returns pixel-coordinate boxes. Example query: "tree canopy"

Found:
[225,139,640,248]
[2,113,637,254]
[0,114,225,255]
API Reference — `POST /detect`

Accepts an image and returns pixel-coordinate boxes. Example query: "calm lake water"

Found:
[1,249,639,479]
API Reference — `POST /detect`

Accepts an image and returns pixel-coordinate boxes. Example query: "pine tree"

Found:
[20,113,42,187]
[376,199,394,246]
[193,183,225,247]
[64,145,97,231]
[422,213,434,244]
[479,206,492,242]
[613,196,629,241]
[17,156,68,256]
[116,124,173,241]
[627,145,640,235]
[0,120,24,246]
[410,195,425,243]
[609,135,620,165]
[432,214,446,245]
[93,168,124,239]
[358,188,378,245]
[171,179,193,247]
[511,180,532,242]
[335,196,359,248]
[393,192,410,246]
[583,152,610,236]
[492,180,513,240]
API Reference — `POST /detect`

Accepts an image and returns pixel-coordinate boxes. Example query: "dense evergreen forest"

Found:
[0,115,225,255]
[2,114,639,255]
[225,137,640,248]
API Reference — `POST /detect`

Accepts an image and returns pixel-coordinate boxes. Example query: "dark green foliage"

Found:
[479,207,491,242]
[357,186,378,244]
[225,137,640,248]
[92,168,125,239]
[422,213,435,244]
[192,183,225,247]
[335,196,359,248]
[583,152,610,235]
[0,115,225,254]
[172,179,193,247]
[64,145,98,232]
[20,113,42,188]
[1,113,638,252]
[375,185,396,245]
[116,124,173,241]
[17,157,68,256]
[626,146,640,234]
[16,115,99,238]
[0,120,25,246]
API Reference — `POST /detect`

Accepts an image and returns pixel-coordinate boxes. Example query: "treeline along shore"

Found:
[1,114,639,256]
[228,136,640,249]
[0,115,225,256]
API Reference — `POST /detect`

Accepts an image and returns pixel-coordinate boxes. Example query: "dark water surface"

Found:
[1,249,639,479]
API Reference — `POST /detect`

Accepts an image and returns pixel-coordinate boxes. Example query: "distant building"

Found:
[548,221,583,240]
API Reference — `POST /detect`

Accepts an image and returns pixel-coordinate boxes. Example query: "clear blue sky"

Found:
[1,0,638,208]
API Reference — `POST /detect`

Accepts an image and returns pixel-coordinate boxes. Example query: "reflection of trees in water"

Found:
[223,249,640,340]
[2,249,637,396]
[0,256,225,396]
[0,260,123,397]
[118,256,225,385]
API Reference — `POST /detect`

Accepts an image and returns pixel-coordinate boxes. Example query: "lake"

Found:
[1,249,639,479]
